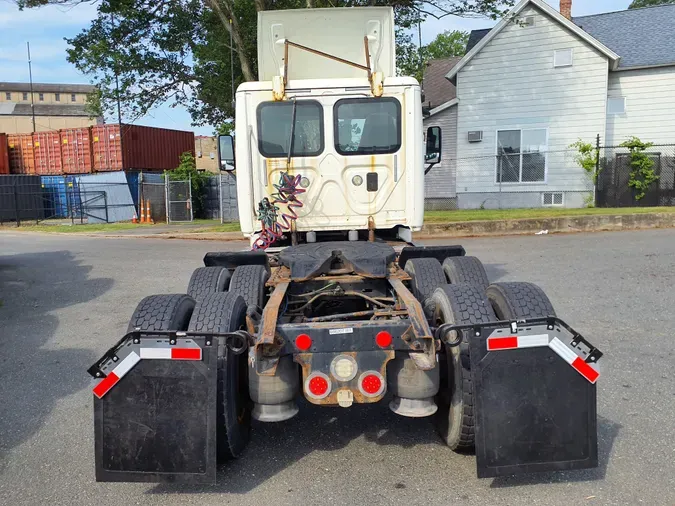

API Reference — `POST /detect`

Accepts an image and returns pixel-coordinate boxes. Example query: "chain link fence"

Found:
[425,148,595,210]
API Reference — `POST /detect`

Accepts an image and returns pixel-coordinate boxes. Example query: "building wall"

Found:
[0,91,89,105]
[195,136,219,173]
[0,115,96,134]
[423,104,457,207]
[606,66,675,146]
[455,5,609,208]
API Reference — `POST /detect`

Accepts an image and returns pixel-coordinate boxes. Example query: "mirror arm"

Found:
[424,163,437,175]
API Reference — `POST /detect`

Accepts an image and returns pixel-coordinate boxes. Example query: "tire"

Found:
[229,265,269,311]
[188,292,251,461]
[486,282,556,320]
[187,266,231,301]
[442,256,490,291]
[127,294,195,333]
[404,258,447,317]
[431,284,496,451]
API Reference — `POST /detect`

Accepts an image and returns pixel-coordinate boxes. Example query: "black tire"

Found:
[442,256,490,291]
[188,292,251,461]
[229,265,269,311]
[187,266,231,301]
[486,282,556,320]
[431,284,496,451]
[127,294,195,333]
[404,258,447,317]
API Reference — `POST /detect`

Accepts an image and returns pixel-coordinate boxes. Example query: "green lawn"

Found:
[424,206,675,223]
[3,207,673,234]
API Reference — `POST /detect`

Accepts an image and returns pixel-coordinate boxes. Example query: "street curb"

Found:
[417,212,675,238]
[3,212,673,241]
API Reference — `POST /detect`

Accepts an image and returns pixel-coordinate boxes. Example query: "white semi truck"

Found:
[89,7,602,483]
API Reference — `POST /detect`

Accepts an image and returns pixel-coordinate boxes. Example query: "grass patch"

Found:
[424,207,675,223]
[1,222,157,233]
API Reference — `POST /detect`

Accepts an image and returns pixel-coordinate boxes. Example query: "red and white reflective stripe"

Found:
[139,347,202,360]
[93,346,202,399]
[487,334,549,351]
[549,337,600,384]
[93,351,140,399]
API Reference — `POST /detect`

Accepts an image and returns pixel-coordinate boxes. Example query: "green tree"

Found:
[426,30,469,59]
[629,0,675,8]
[16,1,515,126]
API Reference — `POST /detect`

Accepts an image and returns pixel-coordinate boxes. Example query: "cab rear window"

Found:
[257,100,324,158]
[334,97,401,155]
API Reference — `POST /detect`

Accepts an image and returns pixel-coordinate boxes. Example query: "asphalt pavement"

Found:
[1,229,674,506]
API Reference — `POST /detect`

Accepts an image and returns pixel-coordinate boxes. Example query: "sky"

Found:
[0,0,633,134]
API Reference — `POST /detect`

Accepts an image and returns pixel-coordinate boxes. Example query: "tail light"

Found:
[358,371,385,397]
[375,331,393,348]
[305,372,331,399]
[295,333,312,351]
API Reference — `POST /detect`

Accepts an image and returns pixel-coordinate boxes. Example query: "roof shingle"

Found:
[422,57,461,109]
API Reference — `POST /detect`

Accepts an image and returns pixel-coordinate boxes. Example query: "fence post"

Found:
[13,179,20,227]
[164,171,170,223]
[594,134,601,207]
[219,174,224,224]
[188,174,193,222]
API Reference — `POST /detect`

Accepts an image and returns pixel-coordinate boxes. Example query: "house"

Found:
[443,0,675,209]
[0,82,99,133]
[422,57,461,209]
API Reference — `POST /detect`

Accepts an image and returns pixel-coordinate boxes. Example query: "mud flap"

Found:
[92,336,217,483]
[469,323,600,478]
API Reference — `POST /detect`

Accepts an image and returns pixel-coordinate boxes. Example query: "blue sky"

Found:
[0,0,632,134]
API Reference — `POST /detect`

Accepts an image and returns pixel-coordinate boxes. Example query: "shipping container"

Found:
[34,131,63,175]
[0,134,9,175]
[40,175,81,219]
[7,133,35,174]
[92,124,195,172]
[61,127,93,174]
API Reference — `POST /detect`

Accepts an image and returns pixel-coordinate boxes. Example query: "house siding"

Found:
[423,103,457,208]
[606,67,675,145]
[456,5,609,209]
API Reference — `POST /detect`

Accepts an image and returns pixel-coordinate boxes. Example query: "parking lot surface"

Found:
[1,229,674,505]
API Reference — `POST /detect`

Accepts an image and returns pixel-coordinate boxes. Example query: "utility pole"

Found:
[27,42,36,133]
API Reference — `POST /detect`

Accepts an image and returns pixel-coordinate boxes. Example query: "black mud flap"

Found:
[92,335,217,484]
[469,321,600,478]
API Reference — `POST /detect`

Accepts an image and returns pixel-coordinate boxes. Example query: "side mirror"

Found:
[425,126,441,164]
[218,134,235,171]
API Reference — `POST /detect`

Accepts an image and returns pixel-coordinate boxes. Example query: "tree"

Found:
[425,30,469,59]
[629,0,675,8]
[16,1,515,126]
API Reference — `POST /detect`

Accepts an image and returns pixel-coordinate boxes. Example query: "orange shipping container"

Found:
[92,124,195,172]
[0,133,9,175]
[60,127,93,174]
[33,131,63,175]
[7,133,35,174]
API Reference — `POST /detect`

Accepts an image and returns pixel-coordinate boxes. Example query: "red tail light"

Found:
[358,371,385,397]
[295,334,312,351]
[375,331,393,348]
[305,372,331,399]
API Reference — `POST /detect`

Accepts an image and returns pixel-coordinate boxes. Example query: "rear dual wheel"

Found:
[431,281,556,452]
[127,291,251,462]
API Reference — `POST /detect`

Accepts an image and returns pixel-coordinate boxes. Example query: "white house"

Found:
[437,0,675,209]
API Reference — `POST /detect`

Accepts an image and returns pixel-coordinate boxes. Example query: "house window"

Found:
[543,192,564,206]
[55,93,61,102]
[22,92,28,100]
[5,92,11,100]
[496,129,548,183]
[71,93,76,102]
[607,97,626,115]
[39,93,44,101]
[554,48,573,68]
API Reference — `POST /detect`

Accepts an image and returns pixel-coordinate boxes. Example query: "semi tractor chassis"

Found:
[89,241,602,482]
